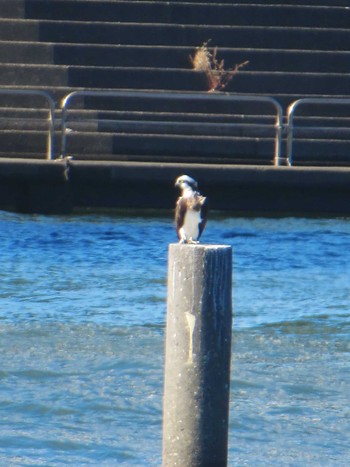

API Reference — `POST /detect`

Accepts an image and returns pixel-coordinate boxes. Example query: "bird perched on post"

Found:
[174,174,208,244]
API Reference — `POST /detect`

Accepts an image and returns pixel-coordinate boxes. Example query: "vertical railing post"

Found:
[273,99,283,166]
[46,96,55,160]
[162,244,233,467]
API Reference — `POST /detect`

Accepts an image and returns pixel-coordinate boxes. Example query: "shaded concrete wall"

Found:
[1,159,350,215]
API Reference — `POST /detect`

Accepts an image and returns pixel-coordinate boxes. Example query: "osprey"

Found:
[175,174,208,244]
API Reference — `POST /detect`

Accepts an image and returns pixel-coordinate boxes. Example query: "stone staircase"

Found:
[1,0,350,165]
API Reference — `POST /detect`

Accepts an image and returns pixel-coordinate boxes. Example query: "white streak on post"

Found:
[184,311,196,364]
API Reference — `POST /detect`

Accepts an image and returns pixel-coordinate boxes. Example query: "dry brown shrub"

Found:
[190,41,249,92]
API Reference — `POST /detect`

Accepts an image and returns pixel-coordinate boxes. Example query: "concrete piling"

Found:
[162,244,233,467]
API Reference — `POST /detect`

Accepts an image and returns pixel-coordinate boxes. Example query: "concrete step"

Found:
[292,139,350,166]
[2,63,350,98]
[123,0,350,5]
[65,119,276,139]
[66,106,278,134]
[0,130,59,155]
[2,124,349,168]
[0,64,204,90]
[2,0,350,22]
[3,41,350,75]
[2,1,347,29]
[293,127,350,141]
[0,108,275,137]
[1,19,350,51]
[0,151,45,160]
[0,117,54,132]
[2,83,349,117]
[0,19,39,42]
[68,108,350,139]
[1,103,275,125]
[68,90,283,118]
[0,129,276,164]
[0,0,348,25]
[0,1,24,19]
[230,71,350,96]
[0,41,54,64]
[66,90,350,119]
[294,114,350,127]
[1,131,279,162]
[0,106,56,118]
[0,64,68,87]
[65,154,273,165]
[0,86,69,108]
[64,132,276,161]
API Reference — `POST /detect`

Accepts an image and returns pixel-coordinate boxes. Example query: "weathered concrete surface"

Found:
[1,158,350,215]
[163,244,232,467]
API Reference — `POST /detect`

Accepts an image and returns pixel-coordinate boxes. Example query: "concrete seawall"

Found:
[1,158,350,216]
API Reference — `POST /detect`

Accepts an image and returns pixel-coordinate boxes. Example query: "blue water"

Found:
[0,211,349,465]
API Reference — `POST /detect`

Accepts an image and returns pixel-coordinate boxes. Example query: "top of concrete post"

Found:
[169,243,232,251]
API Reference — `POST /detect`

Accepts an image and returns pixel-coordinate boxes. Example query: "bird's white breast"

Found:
[181,209,201,241]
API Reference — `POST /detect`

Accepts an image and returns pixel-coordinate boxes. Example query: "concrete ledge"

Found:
[1,158,350,215]
[0,157,67,181]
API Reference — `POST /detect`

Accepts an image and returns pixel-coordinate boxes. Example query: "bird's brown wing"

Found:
[175,196,187,240]
[198,196,208,240]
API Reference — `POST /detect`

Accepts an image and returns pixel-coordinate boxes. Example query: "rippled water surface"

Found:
[0,212,349,465]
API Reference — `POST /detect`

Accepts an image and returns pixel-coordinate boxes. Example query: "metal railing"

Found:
[286,97,350,166]
[0,89,55,160]
[61,90,284,166]
[7,89,350,167]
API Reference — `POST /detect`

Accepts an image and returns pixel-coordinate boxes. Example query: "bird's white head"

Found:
[175,175,198,192]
